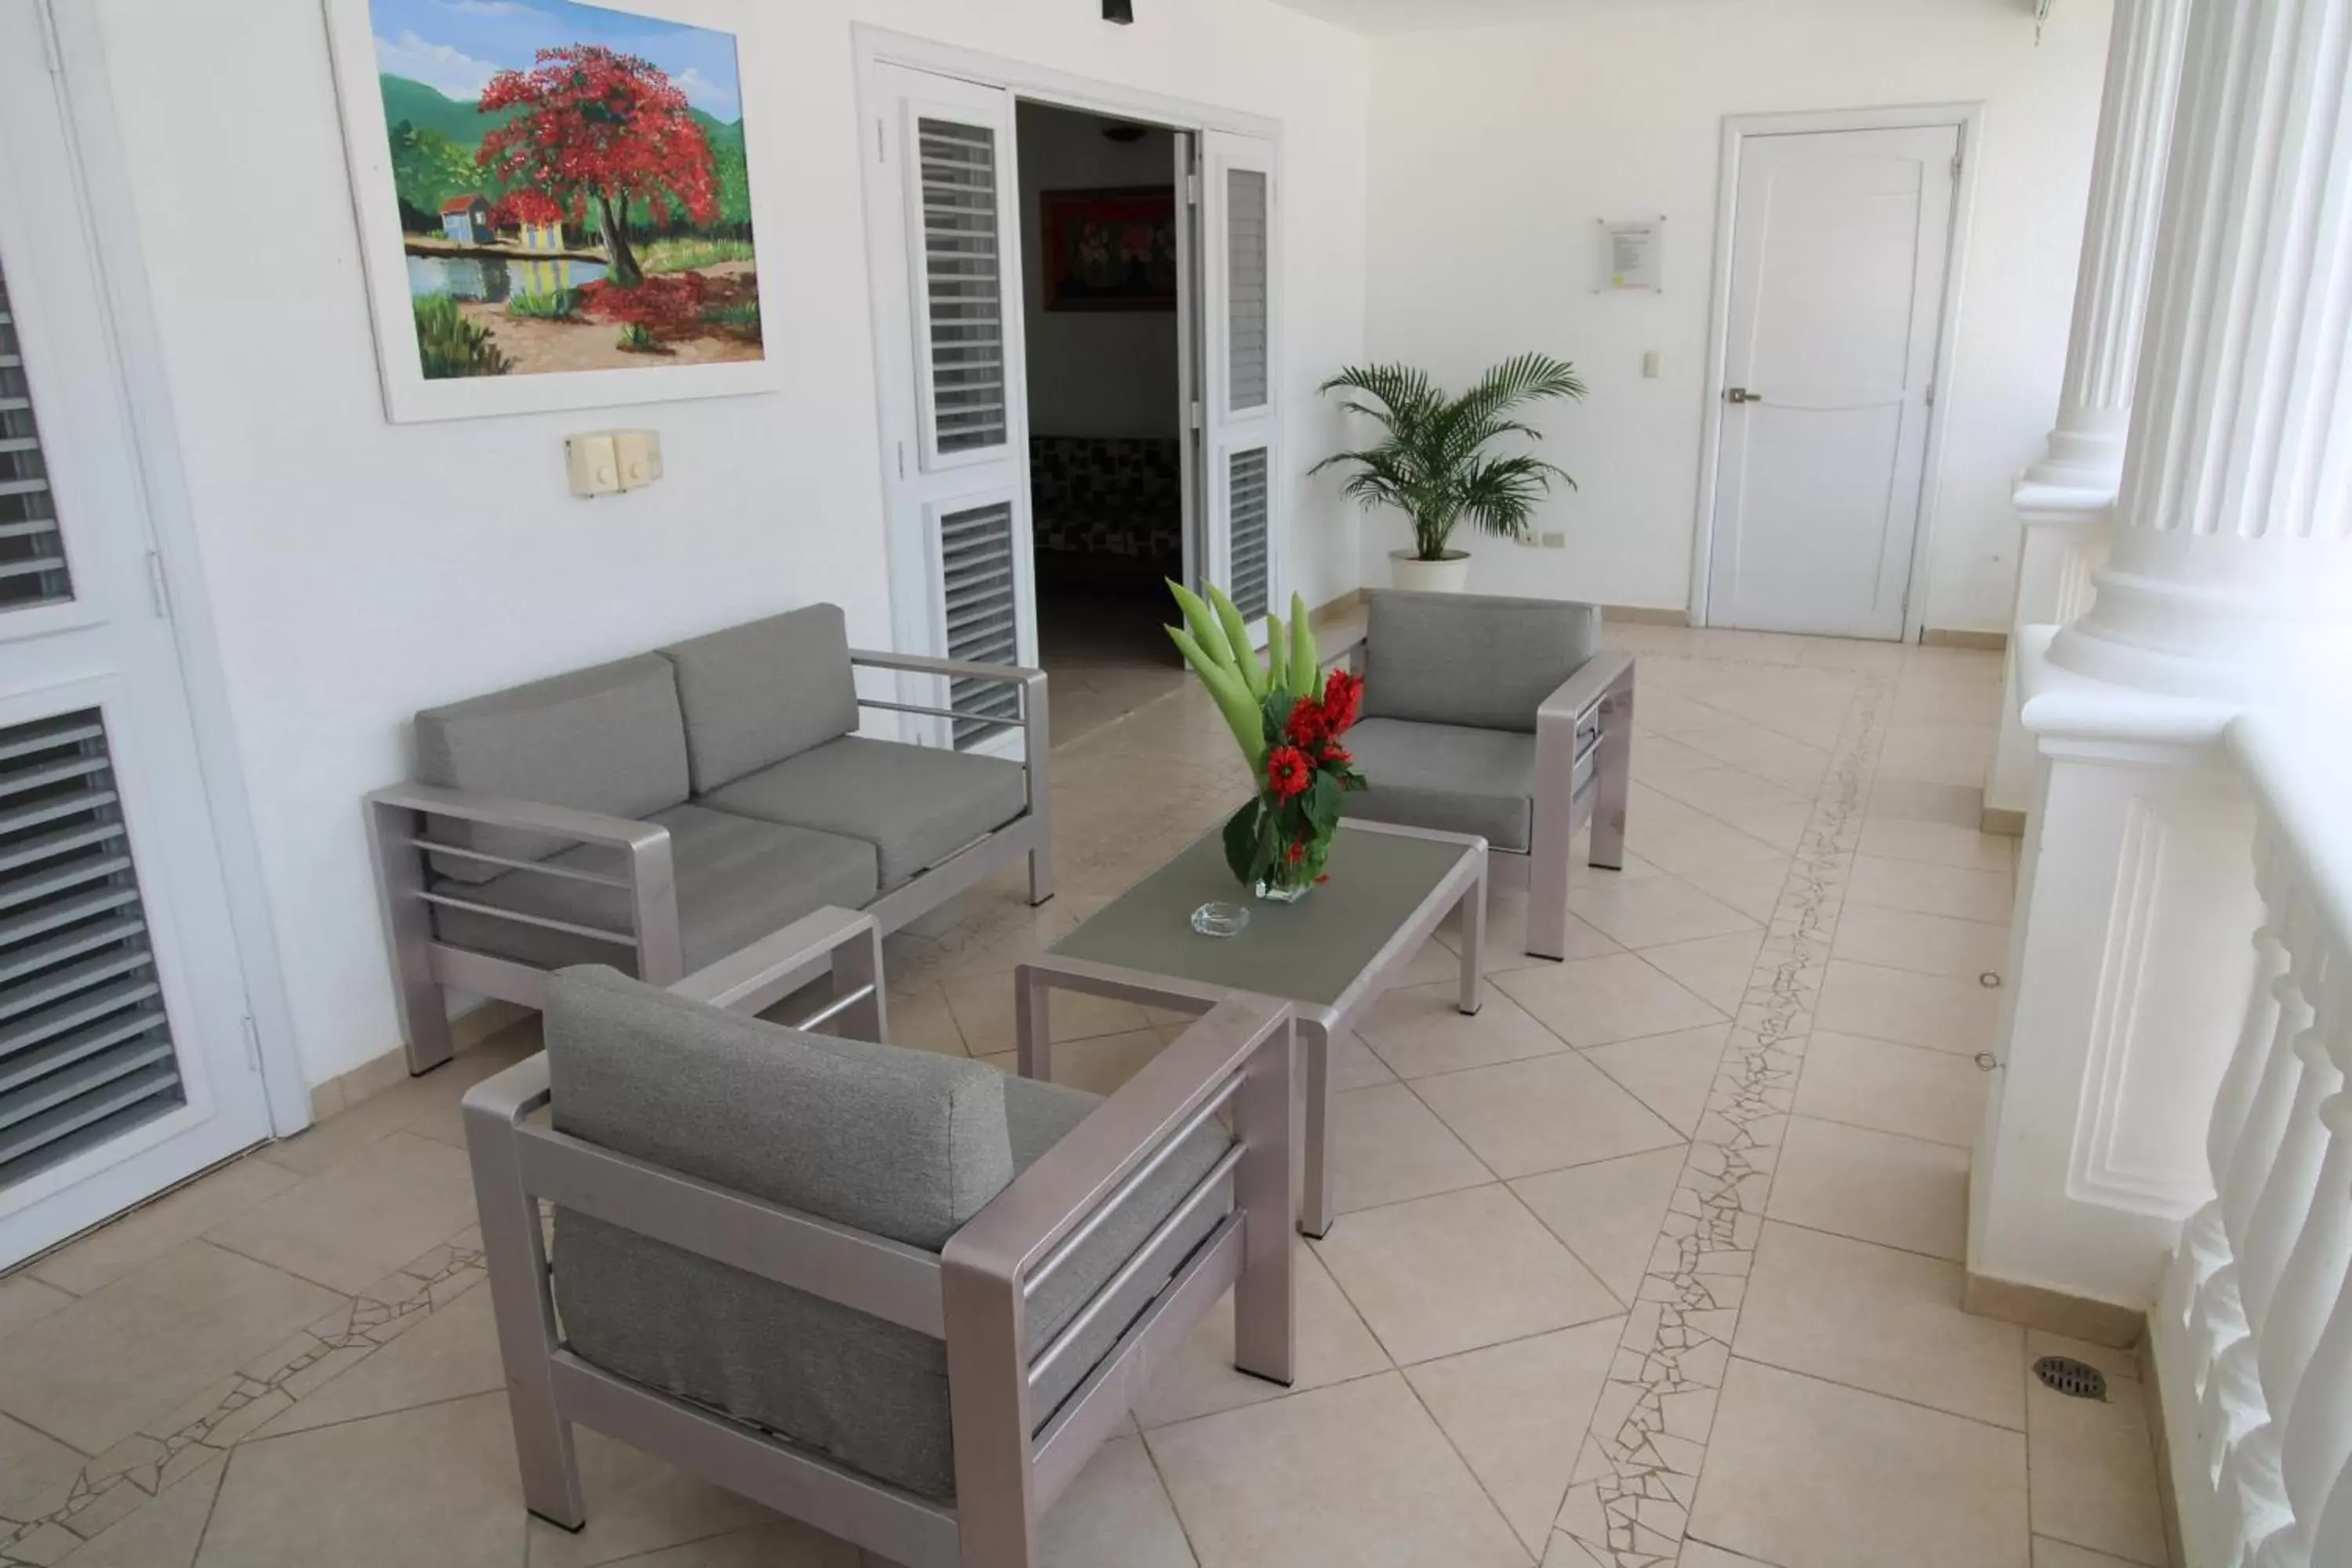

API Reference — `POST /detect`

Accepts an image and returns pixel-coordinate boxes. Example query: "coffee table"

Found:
[1014,818,1487,1236]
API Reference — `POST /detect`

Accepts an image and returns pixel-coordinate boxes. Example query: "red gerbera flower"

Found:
[1264,745,1312,801]
[1319,744,1352,768]
[1285,696,1330,746]
[1286,839,1306,864]
[1320,670,1363,735]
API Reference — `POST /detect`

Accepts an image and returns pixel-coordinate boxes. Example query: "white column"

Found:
[1984,0,2187,831]
[2049,0,2352,700]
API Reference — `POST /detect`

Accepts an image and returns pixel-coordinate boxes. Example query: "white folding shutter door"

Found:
[869,65,1035,753]
[0,263,72,614]
[1203,132,1279,631]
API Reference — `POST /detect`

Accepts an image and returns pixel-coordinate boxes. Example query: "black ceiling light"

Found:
[1104,0,1134,24]
[1102,121,1148,143]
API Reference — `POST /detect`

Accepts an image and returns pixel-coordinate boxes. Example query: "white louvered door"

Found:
[867,64,1036,755]
[1201,131,1280,637]
[0,2,272,1269]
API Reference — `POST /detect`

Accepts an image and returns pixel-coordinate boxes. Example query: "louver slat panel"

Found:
[1225,169,1269,412]
[0,261,72,613]
[0,712,183,1190]
[1228,448,1272,623]
[939,501,1022,748]
[916,119,1008,456]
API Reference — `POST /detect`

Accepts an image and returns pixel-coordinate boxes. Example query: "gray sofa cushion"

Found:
[1338,716,1537,851]
[545,968,1229,1500]
[1361,590,1600,733]
[429,804,877,976]
[661,605,862,793]
[703,735,1028,887]
[414,654,691,884]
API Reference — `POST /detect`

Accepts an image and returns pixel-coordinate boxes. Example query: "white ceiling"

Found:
[1263,0,1745,35]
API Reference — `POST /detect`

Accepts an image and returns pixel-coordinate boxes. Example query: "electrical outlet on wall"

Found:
[1541,532,1567,550]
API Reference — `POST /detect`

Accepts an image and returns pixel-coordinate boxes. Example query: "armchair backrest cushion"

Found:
[414,654,691,884]
[544,965,1014,1245]
[660,604,861,793]
[1360,590,1601,734]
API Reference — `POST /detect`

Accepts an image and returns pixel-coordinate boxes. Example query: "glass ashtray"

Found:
[1190,900,1250,938]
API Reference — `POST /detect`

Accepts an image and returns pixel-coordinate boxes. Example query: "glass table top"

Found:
[1047,822,1476,1009]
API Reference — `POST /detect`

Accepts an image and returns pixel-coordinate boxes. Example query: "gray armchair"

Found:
[462,915,1294,1568]
[1329,590,1632,960]
[368,603,1052,1073]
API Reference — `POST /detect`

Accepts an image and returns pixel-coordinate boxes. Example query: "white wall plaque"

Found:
[1597,217,1664,292]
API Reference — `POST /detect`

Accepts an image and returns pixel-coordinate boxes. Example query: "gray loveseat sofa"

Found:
[367,603,1050,1072]
[1331,590,1632,961]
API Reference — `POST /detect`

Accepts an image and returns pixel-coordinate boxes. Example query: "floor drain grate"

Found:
[2033,1355,2108,1401]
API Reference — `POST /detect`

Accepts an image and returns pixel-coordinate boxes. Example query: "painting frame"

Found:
[321,0,780,423]
[1040,186,1178,314]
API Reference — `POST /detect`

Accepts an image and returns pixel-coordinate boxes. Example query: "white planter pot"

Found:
[1388,550,1472,593]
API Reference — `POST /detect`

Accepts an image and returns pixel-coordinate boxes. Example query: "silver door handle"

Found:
[1725,387,1764,404]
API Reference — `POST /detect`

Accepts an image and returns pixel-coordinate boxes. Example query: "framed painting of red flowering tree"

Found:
[322,0,778,421]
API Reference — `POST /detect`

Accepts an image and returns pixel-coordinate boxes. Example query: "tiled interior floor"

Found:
[0,623,2176,1568]
[1036,578,1191,746]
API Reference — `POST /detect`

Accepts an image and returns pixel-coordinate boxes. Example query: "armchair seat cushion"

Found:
[544,971,1228,1501]
[429,804,877,976]
[1337,717,1537,852]
[702,735,1028,887]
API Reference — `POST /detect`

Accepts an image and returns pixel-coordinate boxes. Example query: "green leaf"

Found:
[1210,586,1266,700]
[1305,771,1344,834]
[1222,800,1262,885]
[1288,594,1319,699]
[1171,627,1269,764]
[1167,580,1234,670]
[1264,612,1289,693]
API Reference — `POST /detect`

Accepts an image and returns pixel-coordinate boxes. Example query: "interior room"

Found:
[2,0,2349,1565]
[1013,101,1192,742]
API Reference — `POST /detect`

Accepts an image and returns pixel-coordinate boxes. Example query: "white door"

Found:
[866,64,1037,753]
[1706,124,1959,640]
[0,0,274,1269]
[1200,131,1280,635]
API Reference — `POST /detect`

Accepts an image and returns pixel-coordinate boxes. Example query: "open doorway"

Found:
[1013,101,1189,742]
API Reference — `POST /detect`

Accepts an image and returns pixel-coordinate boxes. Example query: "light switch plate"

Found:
[564,432,620,498]
[613,429,663,490]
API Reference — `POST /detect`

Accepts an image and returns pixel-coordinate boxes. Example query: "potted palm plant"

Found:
[1312,354,1587,593]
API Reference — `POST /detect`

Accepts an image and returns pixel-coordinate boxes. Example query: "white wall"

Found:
[1359,0,2112,629]
[1015,104,1181,440]
[89,0,1368,1087]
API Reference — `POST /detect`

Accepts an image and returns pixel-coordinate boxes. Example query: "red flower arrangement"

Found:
[1221,666,1367,898]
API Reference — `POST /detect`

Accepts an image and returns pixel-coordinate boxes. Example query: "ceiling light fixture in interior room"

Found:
[1102,122,1149,143]
[1104,0,1134,24]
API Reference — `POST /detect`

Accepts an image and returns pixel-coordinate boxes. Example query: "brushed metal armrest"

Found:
[367,781,671,852]
[1537,648,1635,726]
[464,1047,554,1134]
[851,648,1049,690]
[670,906,885,1038]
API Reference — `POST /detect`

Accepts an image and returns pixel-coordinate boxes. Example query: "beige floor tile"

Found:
[1404,1318,1623,1552]
[1690,1359,2027,1568]
[1329,1030,1399,1090]
[1814,959,2003,1056]
[1674,859,1791,924]
[1737,1221,2024,1428]
[1436,887,1620,971]
[1032,1028,1166,1096]
[0,1270,74,1343]
[1865,777,1984,829]
[2034,1536,2150,1567]
[598,1519,860,1566]
[1413,1051,1684,1179]
[1511,1146,1689,1305]
[528,1424,792,1568]
[205,1132,481,1295]
[1766,1117,1970,1261]
[1027,1432,1196,1568]
[1134,1236,1389,1428]
[1849,854,2015,924]
[0,1410,85,1519]
[1580,1023,1733,1136]
[1146,1373,1530,1567]
[876,979,967,1056]
[196,1392,524,1567]
[1568,873,1759,951]
[1831,905,2011,979]
[1328,1083,1493,1214]
[1857,814,2017,871]
[1633,932,1765,1014]
[0,1240,340,1455]
[1495,953,1726,1049]
[258,1278,500,1438]
[1356,980,1571,1080]
[259,1032,539,1179]
[2027,1364,2168,1566]
[30,1158,302,1298]
[1795,1032,1990,1148]
[939,975,1152,1055]
[1679,1542,1782,1568]
[56,1450,227,1568]
[1312,1185,1619,1365]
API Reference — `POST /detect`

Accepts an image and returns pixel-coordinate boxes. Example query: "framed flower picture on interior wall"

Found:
[321,0,778,422]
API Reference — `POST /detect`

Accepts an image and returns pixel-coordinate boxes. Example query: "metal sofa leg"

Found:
[1588,686,1632,873]
[1028,840,1055,908]
[1233,1018,1296,1385]
[942,1262,1037,1567]
[367,797,456,1073]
